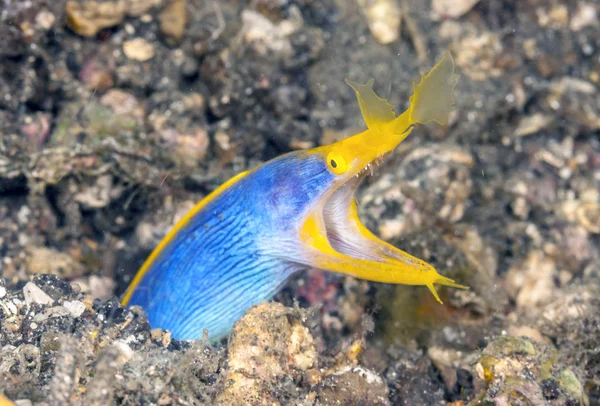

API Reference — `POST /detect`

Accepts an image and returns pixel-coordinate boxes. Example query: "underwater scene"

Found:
[0,0,598,405]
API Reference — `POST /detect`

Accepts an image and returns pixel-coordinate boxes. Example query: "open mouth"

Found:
[321,152,413,265]
[296,151,468,304]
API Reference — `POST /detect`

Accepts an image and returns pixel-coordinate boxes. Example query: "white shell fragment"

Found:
[23,282,54,306]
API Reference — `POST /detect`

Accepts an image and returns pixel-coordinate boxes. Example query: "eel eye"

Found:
[327,151,348,175]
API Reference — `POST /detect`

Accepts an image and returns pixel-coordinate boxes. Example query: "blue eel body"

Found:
[126,154,334,340]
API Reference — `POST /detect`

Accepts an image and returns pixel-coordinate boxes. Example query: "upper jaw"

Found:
[351,152,389,179]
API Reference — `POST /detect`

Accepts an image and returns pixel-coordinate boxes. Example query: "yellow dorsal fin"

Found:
[346,52,458,137]
[408,52,458,125]
[345,78,396,130]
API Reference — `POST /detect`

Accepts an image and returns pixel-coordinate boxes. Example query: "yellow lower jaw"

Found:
[304,243,467,304]
[299,213,468,304]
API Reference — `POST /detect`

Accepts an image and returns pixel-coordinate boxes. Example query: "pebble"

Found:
[515,113,553,137]
[66,1,127,37]
[63,301,86,318]
[504,251,555,310]
[66,0,162,37]
[241,10,293,58]
[570,3,598,31]
[170,128,210,168]
[26,246,85,279]
[123,38,155,61]
[100,89,146,127]
[537,4,569,29]
[23,282,54,306]
[454,32,503,81]
[71,275,116,300]
[476,335,588,405]
[35,10,56,31]
[159,0,187,43]
[33,306,72,322]
[127,0,162,17]
[576,202,600,234]
[216,302,317,404]
[432,0,480,19]
[357,0,401,45]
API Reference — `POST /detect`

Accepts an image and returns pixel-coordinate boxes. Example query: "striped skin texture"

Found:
[126,152,335,341]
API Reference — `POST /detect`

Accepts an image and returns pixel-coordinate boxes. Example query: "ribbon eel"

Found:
[122,52,467,342]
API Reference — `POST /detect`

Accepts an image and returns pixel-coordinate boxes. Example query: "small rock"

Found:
[66,0,162,37]
[537,4,569,29]
[559,369,586,402]
[180,56,199,79]
[72,275,116,300]
[214,131,236,165]
[181,92,205,112]
[570,3,598,31]
[159,0,187,43]
[432,0,480,19]
[504,251,556,310]
[35,10,56,31]
[454,32,503,81]
[427,346,468,390]
[358,0,401,45]
[100,89,146,127]
[66,0,127,37]
[156,122,210,169]
[63,301,86,318]
[241,10,293,58]
[123,38,155,61]
[553,76,597,95]
[576,202,600,234]
[216,302,317,404]
[81,64,114,93]
[23,282,54,306]
[316,366,390,405]
[508,326,550,344]
[112,340,135,364]
[73,175,119,210]
[127,0,163,16]
[34,306,72,321]
[515,113,554,137]
[26,246,85,279]
[172,128,209,168]
[150,328,172,348]
[448,226,498,279]
[476,336,546,403]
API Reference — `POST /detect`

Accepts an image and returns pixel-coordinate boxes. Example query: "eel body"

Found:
[123,53,466,341]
